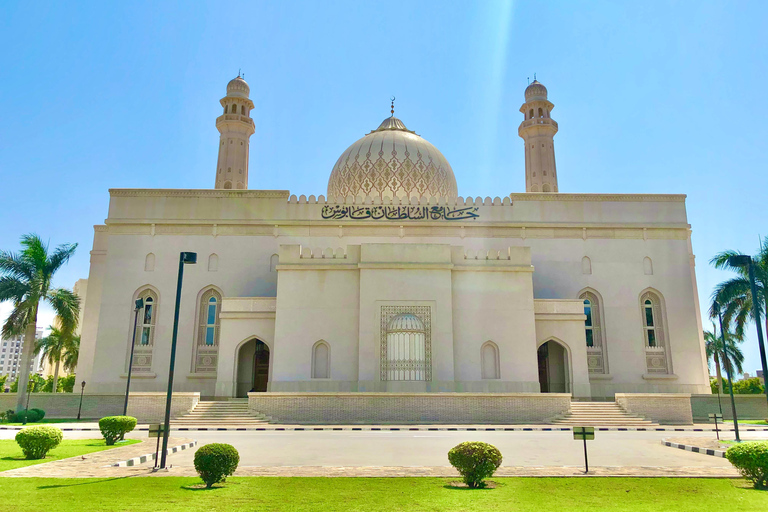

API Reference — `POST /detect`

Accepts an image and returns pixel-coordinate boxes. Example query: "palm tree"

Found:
[710,239,768,342]
[0,234,79,411]
[61,334,80,374]
[704,323,745,394]
[35,324,78,393]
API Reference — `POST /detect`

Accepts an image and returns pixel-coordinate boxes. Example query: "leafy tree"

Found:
[61,334,79,374]
[710,239,768,343]
[35,325,78,393]
[704,322,744,395]
[733,377,766,395]
[59,374,75,393]
[0,375,7,392]
[10,374,46,393]
[0,234,79,411]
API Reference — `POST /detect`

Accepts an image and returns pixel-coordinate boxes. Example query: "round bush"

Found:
[12,409,42,423]
[98,416,137,446]
[194,443,240,488]
[726,441,768,489]
[30,408,46,421]
[15,426,63,459]
[448,441,503,488]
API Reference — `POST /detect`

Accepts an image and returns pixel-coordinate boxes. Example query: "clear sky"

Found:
[1,1,766,378]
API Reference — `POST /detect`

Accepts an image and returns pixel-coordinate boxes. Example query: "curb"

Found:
[661,439,726,458]
[111,440,198,467]
[2,425,767,432]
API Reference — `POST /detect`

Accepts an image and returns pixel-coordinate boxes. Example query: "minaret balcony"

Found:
[519,118,558,130]
[216,114,255,127]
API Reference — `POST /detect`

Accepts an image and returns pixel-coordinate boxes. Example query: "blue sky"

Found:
[1,1,766,377]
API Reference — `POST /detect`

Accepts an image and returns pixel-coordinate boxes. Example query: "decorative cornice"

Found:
[509,193,686,202]
[109,189,290,198]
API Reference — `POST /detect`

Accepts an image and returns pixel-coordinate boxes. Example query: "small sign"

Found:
[708,413,723,420]
[573,426,595,441]
[148,424,164,438]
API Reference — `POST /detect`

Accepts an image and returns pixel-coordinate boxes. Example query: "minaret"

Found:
[518,79,558,192]
[215,75,255,189]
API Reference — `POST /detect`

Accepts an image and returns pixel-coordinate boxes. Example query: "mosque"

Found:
[74,76,711,403]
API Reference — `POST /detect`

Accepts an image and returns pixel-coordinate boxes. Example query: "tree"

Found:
[704,322,745,395]
[59,374,75,393]
[710,239,768,343]
[0,375,7,392]
[10,374,45,393]
[0,234,79,411]
[61,334,79,374]
[35,324,78,393]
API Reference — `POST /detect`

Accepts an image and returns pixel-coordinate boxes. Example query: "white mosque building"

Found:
[74,76,711,405]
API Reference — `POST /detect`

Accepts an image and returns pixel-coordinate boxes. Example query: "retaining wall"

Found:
[615,393,692,424]
[0,392,199,422]
[248,392,571,424]
[691,394,768,421]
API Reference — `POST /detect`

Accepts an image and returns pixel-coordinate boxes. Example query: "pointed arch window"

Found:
[194,288,222,373]
[641,290,670,374]
[579,290,607,374]
[481,341,500,380]
[130,288,157,373]
[312,341,330,379]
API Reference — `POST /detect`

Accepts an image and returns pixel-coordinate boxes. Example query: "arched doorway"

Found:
[537,340,570,393]
[236,338,270,397]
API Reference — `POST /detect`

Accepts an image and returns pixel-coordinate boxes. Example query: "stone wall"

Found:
[248,392,571,424]
[0,392,199,422]
[615,393,692,424]
[691,394,768,421]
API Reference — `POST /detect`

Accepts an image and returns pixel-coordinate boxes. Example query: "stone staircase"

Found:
[550,401,658,426]
[172,399,273,426]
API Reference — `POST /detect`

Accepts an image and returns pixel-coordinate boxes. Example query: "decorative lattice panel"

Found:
[380,305,432,381]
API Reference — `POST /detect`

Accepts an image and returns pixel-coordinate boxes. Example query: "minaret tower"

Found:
[518,79,559,192]
[215,75,255,189]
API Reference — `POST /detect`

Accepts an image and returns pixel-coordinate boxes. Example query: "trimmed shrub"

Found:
[98,416,137,446]
[30,408,46,421]
[726,441,768,489]
[194,443,240,488]
[448,441,503,488]
[15,426,63,459]
[11,409,43,423]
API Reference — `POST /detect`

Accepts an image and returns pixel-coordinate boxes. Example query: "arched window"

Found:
[223,181,232,189]
[538,107,543,118]
[641,290,669,374]
[579,290,607,374]
[230,102,237,113]
[384,313,426,381]
[269,254,279,272]
[241,105,245,115]
[643,256,653,275]
[542,184,551,192]
[529,108,534,119]
[144,253,155,272]
[312,341,330,379]
[481,341,500,379]
[194,288,222,373]
[130,288,157,373]
[224,105,228,114]
[531,184,539,192]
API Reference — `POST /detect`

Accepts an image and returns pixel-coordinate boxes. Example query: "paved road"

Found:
[3,428,764,469]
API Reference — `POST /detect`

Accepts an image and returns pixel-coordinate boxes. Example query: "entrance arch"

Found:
[537,339,570,393]
[235,338,270,397]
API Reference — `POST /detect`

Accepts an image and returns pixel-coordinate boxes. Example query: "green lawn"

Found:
[1,418,96,426]
[0,439,140,472]
[0,477,765,511]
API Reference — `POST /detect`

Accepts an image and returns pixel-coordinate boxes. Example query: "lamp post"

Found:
[728,255,768,410]
[715,301,740,442]
[124,298,144,416]
[76,381,86,420]
[22,376,33,425]
[159,251,197,470]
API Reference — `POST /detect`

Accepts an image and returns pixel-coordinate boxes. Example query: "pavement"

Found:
[2,426,764,478]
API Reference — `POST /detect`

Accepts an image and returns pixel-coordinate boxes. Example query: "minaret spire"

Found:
[215,76,255,189]
[518,79,559,193]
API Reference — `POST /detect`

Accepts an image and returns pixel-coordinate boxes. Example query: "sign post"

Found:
[709,413,723,441]
[148,423,163,468]
[573,426,595,473]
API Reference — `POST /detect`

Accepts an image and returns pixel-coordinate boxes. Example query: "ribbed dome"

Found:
[227,76,250,98]
[524,80,548,102]
[387,313,424,332]
[327,116,458,201]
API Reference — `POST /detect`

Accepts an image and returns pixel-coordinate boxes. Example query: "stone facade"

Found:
[615,393,693,424]
[691,394,768,421]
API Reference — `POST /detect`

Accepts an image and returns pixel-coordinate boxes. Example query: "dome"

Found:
[226,76,250,98]
[327,115,458,201]
[524,80,547,102]
[387,313,424,332]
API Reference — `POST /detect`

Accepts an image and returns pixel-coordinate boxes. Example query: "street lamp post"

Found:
[159,251,197,470]
[728,255,768,410]
[123,298,144,416]
[715,301,740,442]
[76,381,86,420]
[22,377,34,425]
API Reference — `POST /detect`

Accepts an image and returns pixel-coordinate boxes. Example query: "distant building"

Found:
[0,328,44,386]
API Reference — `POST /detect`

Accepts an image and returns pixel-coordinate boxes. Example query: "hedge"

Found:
[98,416,137,445]
[194,443,240,488]
[726,441,768,489]
[448,441,503,488]
[15,426,63,459]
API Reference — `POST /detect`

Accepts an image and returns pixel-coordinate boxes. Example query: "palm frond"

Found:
[710,250,750,277]
[0,251,34,281]
[62,335,80,373]
[45,288,80,331]
[0,276,29,303]
[46,243,77,275]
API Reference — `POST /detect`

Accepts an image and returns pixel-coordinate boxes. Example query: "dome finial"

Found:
[390,96,395,116]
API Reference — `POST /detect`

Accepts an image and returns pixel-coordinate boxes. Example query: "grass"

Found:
[0,439,140,472]
[1,419,96,426]
[0,477,765,511]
